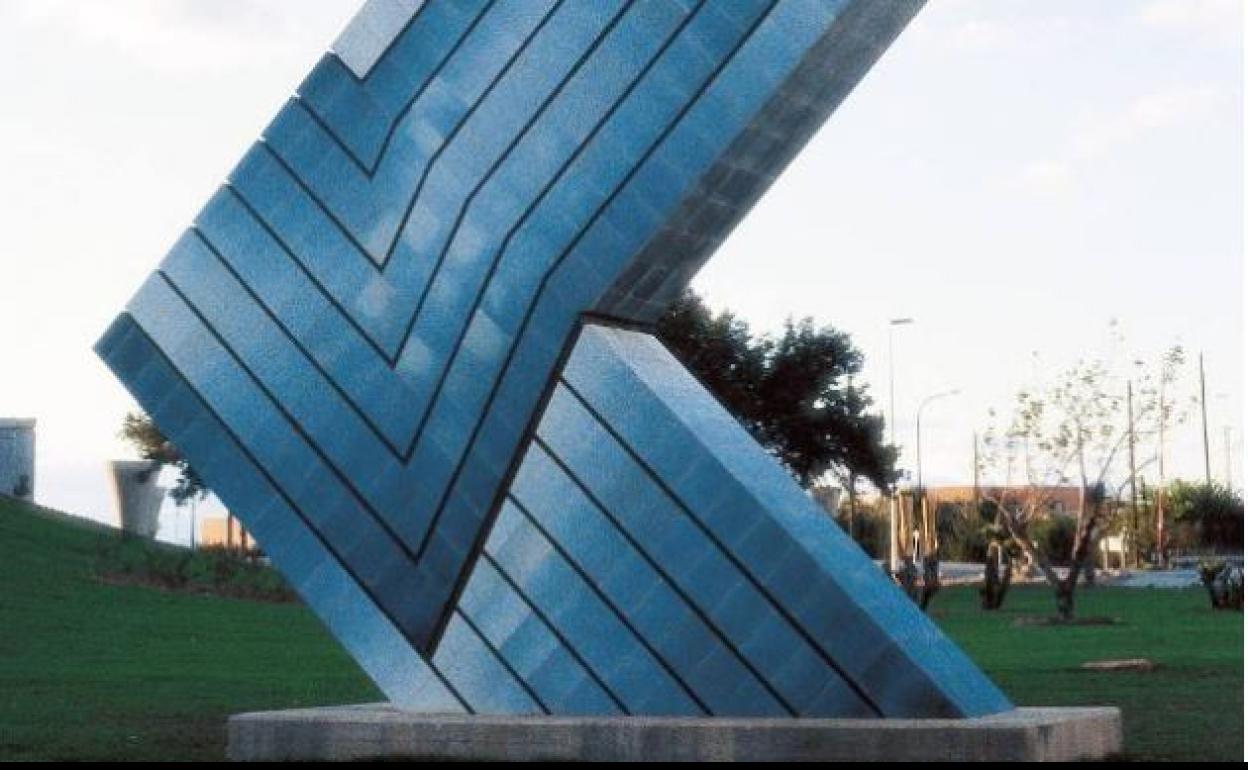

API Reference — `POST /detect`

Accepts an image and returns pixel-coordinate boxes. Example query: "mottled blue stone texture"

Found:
[96,0,1011,717]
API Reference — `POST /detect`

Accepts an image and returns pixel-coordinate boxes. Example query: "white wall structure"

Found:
[107,460,165,539]
[0,418,36,502]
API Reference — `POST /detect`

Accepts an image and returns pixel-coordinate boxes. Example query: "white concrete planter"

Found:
[107,460,166,539]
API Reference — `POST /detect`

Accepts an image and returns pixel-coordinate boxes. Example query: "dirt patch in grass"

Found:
[1011,615,1122,628]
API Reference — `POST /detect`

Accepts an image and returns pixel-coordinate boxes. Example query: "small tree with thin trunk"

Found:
[120,411,205,505]
[980,345,1187,620]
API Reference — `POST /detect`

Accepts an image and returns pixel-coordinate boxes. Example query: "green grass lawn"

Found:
[0,496,1241,761]
[0,498,379,761]
[931,582,1242,762]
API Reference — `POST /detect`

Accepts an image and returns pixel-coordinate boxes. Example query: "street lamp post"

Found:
[1225,425,1234,488]
[887,318,914,449]
[915,389,960,492]
[887,318,913,575]
[1199,353,1211,485]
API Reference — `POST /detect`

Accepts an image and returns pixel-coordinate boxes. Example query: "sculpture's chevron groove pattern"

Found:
[501,326,1010,717]
[97,0,1013,717]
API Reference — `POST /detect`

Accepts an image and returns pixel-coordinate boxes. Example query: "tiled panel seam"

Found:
[475,552,630,714]
[218,0,710,481]
[104,314,473,713]
[391,0,638,385]
[556,375,886,717]
[199,4,713,529]
[504,493,711,715]
[332,0,428,83]
[264,0,566,275]
[397,0,708,456]
[599,0,928,323]
[528,435,796,716]
[118,309,546,714]
[155,269,425,564]
[220,186,392,363]
[192,226,408,458]
[414,0,782,596]
[451,607,552,713]
[424,305,591,653]
[308,1,481,174]
[246,0,705,379]
[590,327,1010,716]
[201,0,682,462]
[243,0,761,379]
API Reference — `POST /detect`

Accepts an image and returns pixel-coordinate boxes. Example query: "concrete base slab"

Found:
[227,705,1122,762]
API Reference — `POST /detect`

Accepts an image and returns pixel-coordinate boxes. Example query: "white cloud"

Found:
[1017,159,1076,194]
[1140,0,1243,46]
[1069,84,1227,159]
[1016,84,1229,193]
[8,0,355,74]
[948,19,1018,53]
[906,8,1093,57]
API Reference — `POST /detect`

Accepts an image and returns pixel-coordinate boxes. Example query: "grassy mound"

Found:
[0,495,378,761]
[0,495,1240,760]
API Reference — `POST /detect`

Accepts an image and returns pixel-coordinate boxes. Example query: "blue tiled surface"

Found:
[95,0,1009,718]
[553,325,1014,717]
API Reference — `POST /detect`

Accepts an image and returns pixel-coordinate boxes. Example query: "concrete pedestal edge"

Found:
[227,705,1122,762]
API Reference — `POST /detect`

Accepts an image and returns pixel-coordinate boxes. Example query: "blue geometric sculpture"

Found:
[97,0,1012,718]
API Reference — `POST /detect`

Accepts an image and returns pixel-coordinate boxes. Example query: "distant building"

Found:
[0,418,36,502]
[199,516,255,551]
[926,485,1084,517]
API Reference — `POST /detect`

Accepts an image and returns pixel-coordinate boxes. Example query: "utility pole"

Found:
[886,317,913,575]
[1156,361,1167,565]
[845,374,856,541]
[1127,381,1139,567]
[972,431,980,506]
[1225,425,1234,489]
[1200,353,1211,485]
[915,389,959,492]
[887,318,913,449]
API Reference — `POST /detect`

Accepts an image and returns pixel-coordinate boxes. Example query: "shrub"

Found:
[1030,515,1077,566]
[1169,481,1244,552]
[1199,559,1244,611]
[834,508,887,559]
[935,502,989,562]
[95,538,294,602]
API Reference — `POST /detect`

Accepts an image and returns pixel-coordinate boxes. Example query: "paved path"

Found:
[877,561,1205,588]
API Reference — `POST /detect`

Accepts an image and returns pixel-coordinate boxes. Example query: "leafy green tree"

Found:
[119,411,205,505]
[1167,480,1243,551]
[980,344,1189,620]
[657,289,898,491]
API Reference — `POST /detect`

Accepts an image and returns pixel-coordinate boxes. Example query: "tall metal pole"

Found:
[888,319,913,446]
[1200,353,1211,485]
[1225,425,1233,489]
[1215,393,1232,489]
[886,318,913,574]
[916,412,923,493]
[915,389,959,493]
[1156,363,1167,564]
[889,330,896,449]
[972,431,980,506]
[1127,381,1139,567]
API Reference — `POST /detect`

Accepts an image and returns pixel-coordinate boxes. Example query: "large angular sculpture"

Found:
[97,0,1011,718]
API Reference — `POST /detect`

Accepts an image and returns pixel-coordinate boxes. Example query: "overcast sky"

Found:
[0,0,1241,541]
